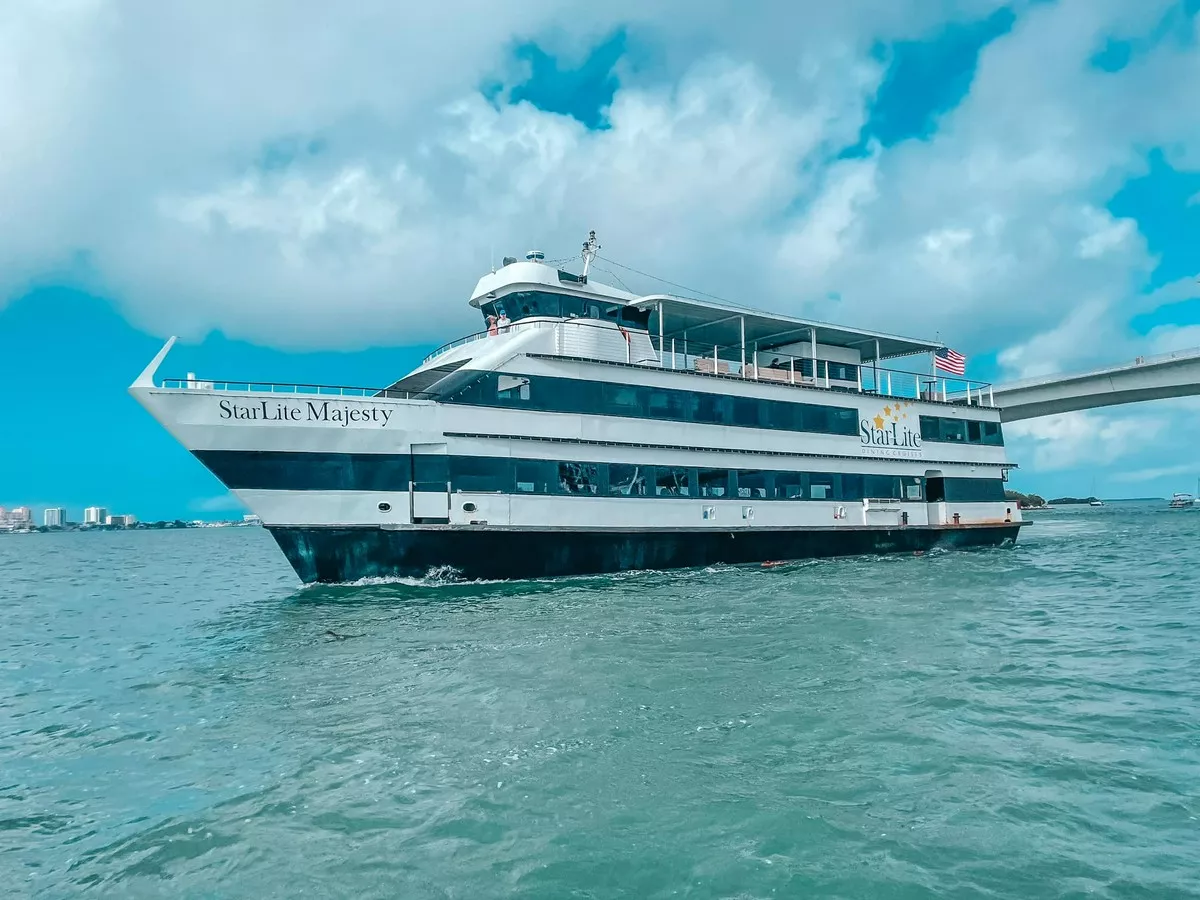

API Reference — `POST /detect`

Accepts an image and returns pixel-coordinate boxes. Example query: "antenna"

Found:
[581,230,600,279]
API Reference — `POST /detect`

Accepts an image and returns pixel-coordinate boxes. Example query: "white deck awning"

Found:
[629,294,940,362]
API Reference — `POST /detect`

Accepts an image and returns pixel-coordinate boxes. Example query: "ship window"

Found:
[943,477,1005,503]
[496,374,531,402]
[775,472,804,499]
[828,406,857,435]
[608,464,647,496]
[941,419,967,442]
[802,405,831,433]
[514,460,554,493]
[558,462,600,495]
[827,362,857,382]
[903,476,924,501]
[647,388,689,420]
[440,371,860,436]
[559,295,584,318]
[982,421,1004,446]
[735,470,770,500]
[697,469,730,497]
[864,475,901,499]
[450,457,510,492]
[604,383,642,415]
[693,392,726,426]
[809,474,834,500]
[732,397,760,428]
[840,473,863,501]
[967,420,982,443]
[655,467,691,496]
[920,416,940,441]
[621,306,652,329]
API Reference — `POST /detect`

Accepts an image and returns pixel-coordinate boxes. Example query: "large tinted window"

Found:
[809,473,835,500]
[215,450,948,506]
[450,457,510,492]
[943,477,1006,502]
[559,462,600,494]
[514,460,555,493]
[863,475,902,499]
[919,415,1005,446]
[438,372,861,437]
[655,467,691,496]
[609,464,648,496]
[736,470,771,499]
[775,471,804,499]
[494,291,562,321]
[697,469,730,497]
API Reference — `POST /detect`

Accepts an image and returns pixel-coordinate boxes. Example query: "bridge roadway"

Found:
[991,346,1200,422]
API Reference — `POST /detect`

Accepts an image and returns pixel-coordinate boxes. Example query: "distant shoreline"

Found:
[0,520,261,535]
[1006,490,1164,510]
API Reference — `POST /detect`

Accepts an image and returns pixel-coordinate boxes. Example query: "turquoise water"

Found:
[2,504,1198,898]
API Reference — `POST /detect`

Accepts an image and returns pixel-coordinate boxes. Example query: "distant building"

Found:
[242,514,262,525]
[9,507,31,525]
[84,506,108,525]
[43,508,67,527]
[106,514,137,527]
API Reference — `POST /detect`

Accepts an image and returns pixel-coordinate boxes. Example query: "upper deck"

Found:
[419,252,995,409]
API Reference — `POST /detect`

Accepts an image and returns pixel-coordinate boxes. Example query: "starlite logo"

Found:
[860,400,921,455]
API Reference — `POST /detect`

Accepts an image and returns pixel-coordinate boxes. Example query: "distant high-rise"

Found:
[83,506,108,525]
[44,508,67,527]
[10,507,31,524]
[106,514,137,527]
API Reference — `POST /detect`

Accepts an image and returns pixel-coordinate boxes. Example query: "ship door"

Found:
[925,470,947,526]
[410,443,450,524]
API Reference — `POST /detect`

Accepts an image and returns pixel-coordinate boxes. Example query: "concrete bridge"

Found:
[992,347,1200,422]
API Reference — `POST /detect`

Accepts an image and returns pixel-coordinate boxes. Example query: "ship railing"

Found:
[158,378,434,400]
[426,316,996,407]
[424,330,490,363]
[604,324,995,407]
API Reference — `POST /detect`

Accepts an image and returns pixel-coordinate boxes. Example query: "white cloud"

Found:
[1113,462,1200,483]
[1147,324,1200,355]
[0,0,1196,359]
[1004,408,1169,471]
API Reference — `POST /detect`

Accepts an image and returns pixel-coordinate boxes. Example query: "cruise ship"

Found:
[130,234,1024,582]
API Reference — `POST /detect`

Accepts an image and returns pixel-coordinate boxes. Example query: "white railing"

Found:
[169,317,996,408]
[158,379,433,400]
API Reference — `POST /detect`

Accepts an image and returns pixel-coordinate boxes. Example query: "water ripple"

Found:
[2,507,1199,897]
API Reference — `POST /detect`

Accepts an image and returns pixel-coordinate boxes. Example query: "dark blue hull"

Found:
[268,524,1024,583]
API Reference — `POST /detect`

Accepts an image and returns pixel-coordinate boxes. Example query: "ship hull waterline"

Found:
[269,523,1024,583]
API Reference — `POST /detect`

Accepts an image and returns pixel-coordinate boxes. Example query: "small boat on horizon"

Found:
[1168,492,1196,509]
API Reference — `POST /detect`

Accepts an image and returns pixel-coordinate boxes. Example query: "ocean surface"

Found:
[2,504,1198,899]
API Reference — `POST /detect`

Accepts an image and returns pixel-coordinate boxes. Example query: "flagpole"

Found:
[930,333,938,401]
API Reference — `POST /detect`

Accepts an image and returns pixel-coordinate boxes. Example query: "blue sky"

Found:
[2,0,1200,520]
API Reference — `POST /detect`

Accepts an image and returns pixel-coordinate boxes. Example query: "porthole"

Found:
[378,502,391,512]
[462,502,477,513]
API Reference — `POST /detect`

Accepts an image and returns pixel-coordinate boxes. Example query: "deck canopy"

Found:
[631,294,940,362]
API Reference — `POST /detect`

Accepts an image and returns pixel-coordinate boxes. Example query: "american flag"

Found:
[934,347,966,376]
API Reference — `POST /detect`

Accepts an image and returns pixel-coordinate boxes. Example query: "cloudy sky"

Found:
[2,0,1199,517]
